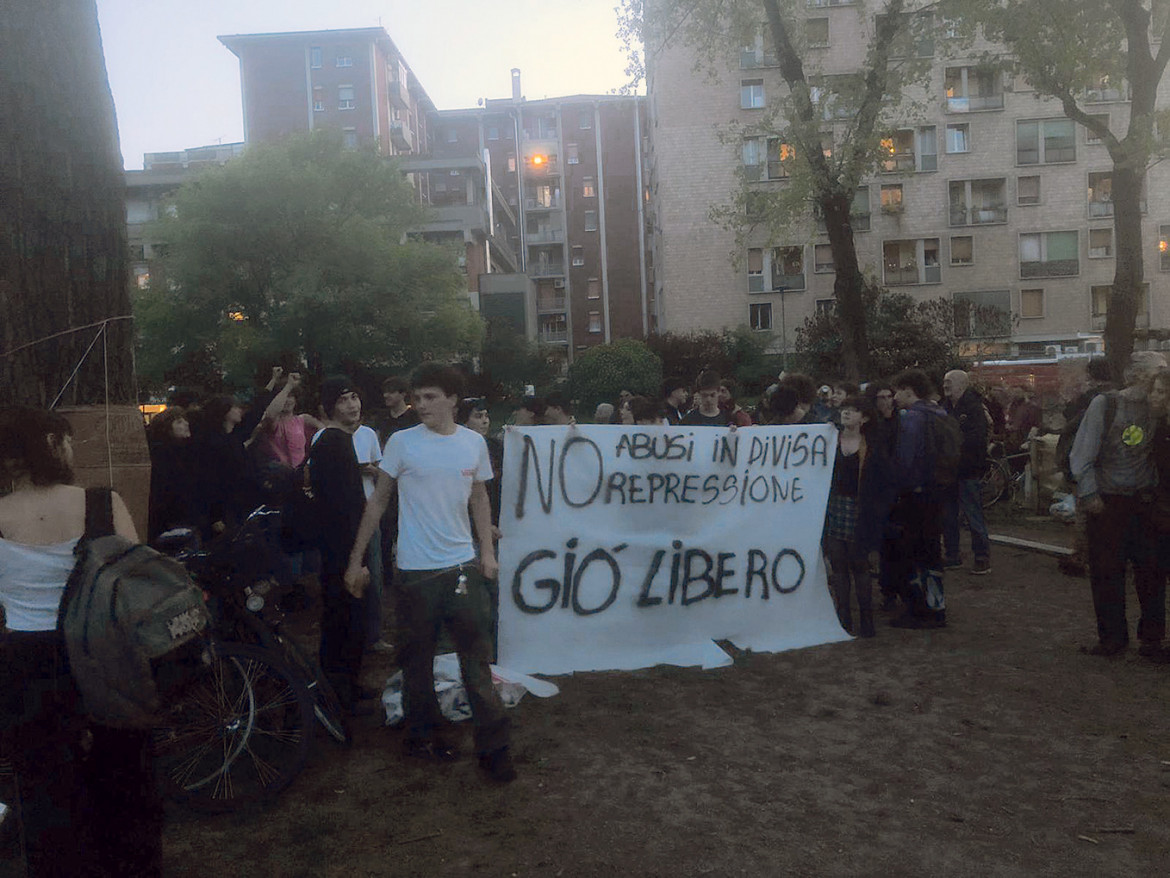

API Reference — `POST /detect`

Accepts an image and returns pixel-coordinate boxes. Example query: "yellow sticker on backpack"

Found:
[1122,424,1145,446]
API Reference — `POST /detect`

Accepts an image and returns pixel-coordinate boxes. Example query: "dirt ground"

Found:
[13,508,1170,877]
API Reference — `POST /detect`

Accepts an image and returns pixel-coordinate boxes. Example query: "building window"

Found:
[813,243,835,273]
[134,267,150,290]
[945,123,970,154]
[1160,225,1170,271]
[588,311,602,333]
[584,211,598,232]
[582,177,596,198]
[487,125,499,141]
[806,18,830,47]
[446,127,458,143]
[945,66,1004,112]
[507,154,516,173]
[880,184,904,213]
[1089,227,1114,258]
[1020,288,1045,319]
[587,278,601,299]
[883,238,941,285]
[743,138,793,180]
[338,86,355,110]
[1017,175,1041,205]
[1085,74,1128,102]
[1019,230,1079,278]
[747,247,805,291]
[342,128,357,149]
[749,302,773,331]
[1092,284,1149,326]
[951,236,974,265]
[953,289,1011,338]
[949,178,1007,226]
[741,79,765,109]
[815,299,836,315]
[571,246,585,267]
[336,55,353,68]
[1088,172,1113,218]
[1084,113,1109,144]
[310,47,322,69]
[579,111,593,130]
[567,143,579,164]
[1017,118,1076,164]
[313,86,325,112]
[880,129,936,173]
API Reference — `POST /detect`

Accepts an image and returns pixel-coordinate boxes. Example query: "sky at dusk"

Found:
[95,0,637,169]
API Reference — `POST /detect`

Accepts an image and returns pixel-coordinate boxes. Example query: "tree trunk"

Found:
[822,192,869,381]
[1104,164,1145,378]
[0,0,134,407]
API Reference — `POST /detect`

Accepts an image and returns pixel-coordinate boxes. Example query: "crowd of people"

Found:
[5,348,1169,874]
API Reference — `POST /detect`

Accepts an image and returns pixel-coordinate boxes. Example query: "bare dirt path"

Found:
[154,518,1170,878]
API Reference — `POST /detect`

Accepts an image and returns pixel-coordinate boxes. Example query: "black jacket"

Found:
[946,388,988,480]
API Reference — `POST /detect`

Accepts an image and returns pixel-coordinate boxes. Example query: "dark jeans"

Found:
[319,570,366,702]
[1086,494,1164,647]
[826,536,871,620]
[0,632,162,877]
[943,478,991,562]
[890,491,945,618]
[397,565,510,755]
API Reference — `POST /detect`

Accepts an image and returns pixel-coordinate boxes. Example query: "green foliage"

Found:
[135,130,482,391]
[477,322,561,398]
[795,291,965,380]
[646,329,779,392]
[567,339,663,411]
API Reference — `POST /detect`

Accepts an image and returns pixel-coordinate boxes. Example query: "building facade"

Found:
[219,30,650,359]
[645,3,1170,363]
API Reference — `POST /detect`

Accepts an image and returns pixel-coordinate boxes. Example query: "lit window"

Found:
[1160,225,1170,271]
[582,177,596,198]
[880,184,904,213]
[338,85,355,110]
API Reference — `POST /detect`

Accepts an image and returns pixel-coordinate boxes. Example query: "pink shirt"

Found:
[265,415,308,467]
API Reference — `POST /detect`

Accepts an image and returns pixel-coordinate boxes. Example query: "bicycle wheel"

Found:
[153,642,313,812]
[274,633,352,746]
[981,460,1008,507]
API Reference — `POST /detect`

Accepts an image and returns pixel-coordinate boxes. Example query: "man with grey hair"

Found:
[941,369,991,575]
[1069,350,1166,657]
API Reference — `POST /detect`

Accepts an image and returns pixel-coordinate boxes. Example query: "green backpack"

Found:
[58,489,211,729]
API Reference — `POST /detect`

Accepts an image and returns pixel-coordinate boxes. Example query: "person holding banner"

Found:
[344,364,516,783]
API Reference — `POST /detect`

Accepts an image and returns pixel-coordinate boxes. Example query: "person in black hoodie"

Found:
[941,370,992,575]
[309,376,372,711]
[146,406,201,543]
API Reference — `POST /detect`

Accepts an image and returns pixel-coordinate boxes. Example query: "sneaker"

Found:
[971,558,991,576]
[942,557,963,570]
[404,739,460,763]
[479,746,517,783]
[370,638,396,653]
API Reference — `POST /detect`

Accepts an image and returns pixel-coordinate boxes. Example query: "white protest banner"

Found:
[497,425,849,676]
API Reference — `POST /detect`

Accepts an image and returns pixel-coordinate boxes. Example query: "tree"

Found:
[646,328,779,391]
[969,0,1170,377]
[567,339,664,411]
[795,291,966,380]
[0,0,134,406]
[476,323,561,398]
[624,0,933,380]
[135,131,482,390]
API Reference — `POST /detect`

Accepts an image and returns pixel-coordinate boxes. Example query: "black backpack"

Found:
[924,407,963,490]
[58,489,211,729]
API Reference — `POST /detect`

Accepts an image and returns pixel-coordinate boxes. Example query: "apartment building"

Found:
[219,30,650,359]
[645,4,1170,361]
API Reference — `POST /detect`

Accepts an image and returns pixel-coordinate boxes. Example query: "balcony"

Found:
[539,329,569,343]
[1092,312,1148,331]
[1020,259,1078,278]
[391,120,413,151]
[526,227,564,244]
[530,260,565,277]
[524,197,561,211]
[950,205,1007,226]
[945,94,1004,112]
[537,294,567,311]
[880,153,916,173]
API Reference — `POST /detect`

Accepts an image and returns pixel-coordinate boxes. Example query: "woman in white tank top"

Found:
[0,407,161,876]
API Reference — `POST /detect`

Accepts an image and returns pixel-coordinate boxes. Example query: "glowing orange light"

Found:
[531,154,545,166]
[1161,239,1168,253]
[228,310,245,322]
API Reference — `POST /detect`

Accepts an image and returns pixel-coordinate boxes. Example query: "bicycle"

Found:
[152,507,350,811]
[980,439,1032,508]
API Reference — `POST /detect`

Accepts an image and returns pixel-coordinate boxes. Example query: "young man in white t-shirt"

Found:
[345,364,514,782]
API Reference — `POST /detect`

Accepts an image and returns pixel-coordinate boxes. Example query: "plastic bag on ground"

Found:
[1049,492,1076,523]
[382,653,559,726]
